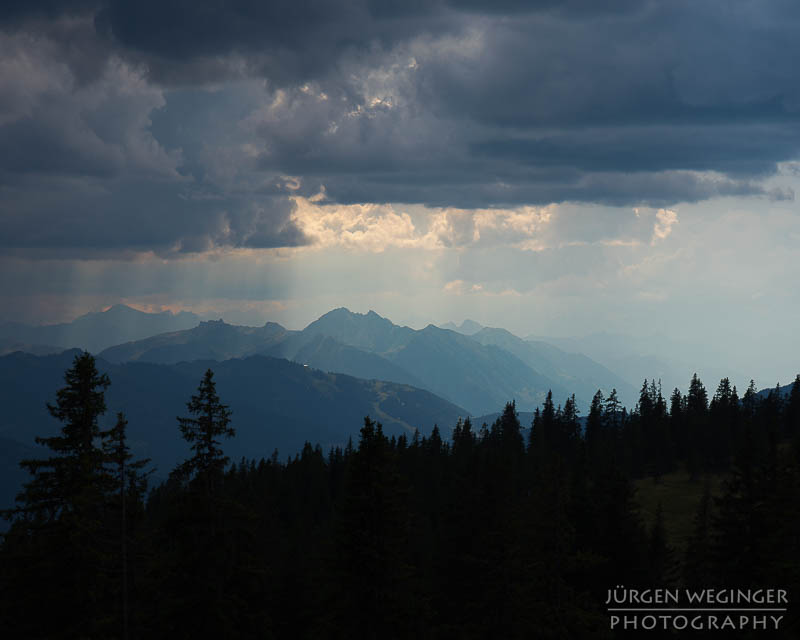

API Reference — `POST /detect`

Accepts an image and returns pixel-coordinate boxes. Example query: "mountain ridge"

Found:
[0,305,202,353]
[99,307,617,414]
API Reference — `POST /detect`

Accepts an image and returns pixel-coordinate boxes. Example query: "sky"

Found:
[0,1,798,386]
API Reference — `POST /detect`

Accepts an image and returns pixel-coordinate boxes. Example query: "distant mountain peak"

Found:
[99,303,192,320]
[307,307,395,330]
[93,304,142,317]
[105,303,134,312]
[0,304,202,354]
[458,319,484,335]
[438,319,484,335]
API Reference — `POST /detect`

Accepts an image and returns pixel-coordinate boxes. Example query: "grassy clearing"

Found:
[634,468,726,552]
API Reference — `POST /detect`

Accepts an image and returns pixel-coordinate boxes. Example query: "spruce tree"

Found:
[686,374,709,476]
[1,352,112,637]
[585,390,605,461]
[786,374,800,442]
[709,378,738,470]
[155,368,268,636]
[102,412,151,639]
[335,416,414,638]
[174,368,234,494]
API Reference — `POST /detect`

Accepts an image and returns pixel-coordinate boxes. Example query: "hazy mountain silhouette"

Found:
[0,436,38,521]
[472,327,637,407]
[756,380,797,399]
[101,319,288,363]
[529,331,749,396]
[99,307,630,414]
[100,318,426,388]
[303,308,415,352]
[290,309,571,413]
[0,305,201,353]
[0,338,63,357]
[438,319,485,335]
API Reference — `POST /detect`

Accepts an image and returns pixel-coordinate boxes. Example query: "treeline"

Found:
[1,352,800,638]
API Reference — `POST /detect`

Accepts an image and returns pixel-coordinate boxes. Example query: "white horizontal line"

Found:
[608,608,787,612]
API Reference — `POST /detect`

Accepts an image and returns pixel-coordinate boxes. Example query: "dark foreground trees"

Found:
[2,360,800,638]
[0,352,148,638]
[148,368,270,638]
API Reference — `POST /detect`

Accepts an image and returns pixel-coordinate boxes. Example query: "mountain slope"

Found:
[0,304,201,353]
[472,327,637,407]
[100,319,425,387]
[302,307,415,353]
[100,320,288,363]
[101,308,587,414]
[529,332,751,396]
[0,351,467,509]
[438,319,485,335]
[387,325,567,414]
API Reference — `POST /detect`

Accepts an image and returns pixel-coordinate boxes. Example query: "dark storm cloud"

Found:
[0,0,100,23]
[469,124,800,178]
[322,170,775,209]
[0,175,308,254]
[235,0,800,207]
[93,0,458,87]
[2,0,800,256]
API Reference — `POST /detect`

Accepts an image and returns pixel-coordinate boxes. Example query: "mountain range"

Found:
[100,307,634,414]
[0,304,201,354]
[2,304,796,519]
[529,331,751,398]
[438,319,485,335]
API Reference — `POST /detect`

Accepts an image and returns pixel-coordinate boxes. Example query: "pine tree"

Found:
[605,388,622,430]
[786,374,800,442]
[669,387,687,460]
[334,416,415,638]
[174,368,235,494]
[102,412,151,639]
[1,352,113,637]
[686,374,709,476]
[709,378,738,470]
[585,390,605,460]
[154,369,269,637]
[16,352,111,520]
[560,394,581,460]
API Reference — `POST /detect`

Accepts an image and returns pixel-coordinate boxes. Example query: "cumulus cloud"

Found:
[290,196,687,254]
[0,24,179,179]
[290,196,557,252]
[0,22,309,257]
[652,208,678,243]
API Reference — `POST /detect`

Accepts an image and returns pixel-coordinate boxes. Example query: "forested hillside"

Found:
[2,353,799,638]
[0,350,465,489]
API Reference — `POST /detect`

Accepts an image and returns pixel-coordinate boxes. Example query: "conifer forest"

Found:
[2,352,799,638]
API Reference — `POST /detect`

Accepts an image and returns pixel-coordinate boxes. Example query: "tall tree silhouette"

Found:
[786,374,800,441]
[174,368,234,494]
[334,416,414,639]
[1,352,112,637]
[153,368,268,637]
[102,412,151,639]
